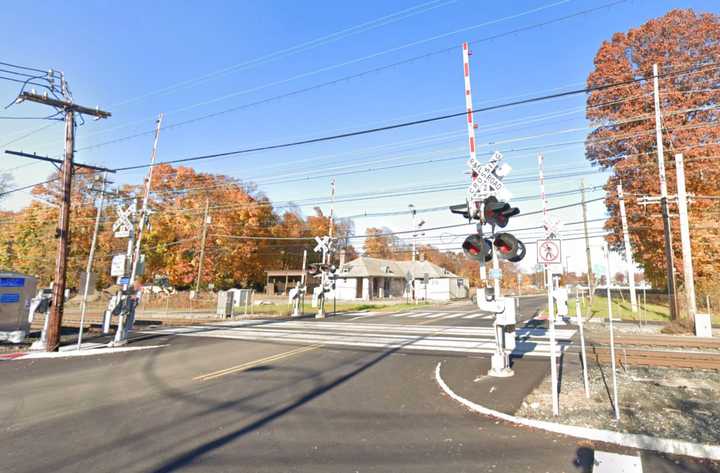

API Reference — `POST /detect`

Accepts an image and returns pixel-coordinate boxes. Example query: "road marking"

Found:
[194,343,322,381]
[463,313,486,319]
[439,312,466,319]
[408,312,432,318]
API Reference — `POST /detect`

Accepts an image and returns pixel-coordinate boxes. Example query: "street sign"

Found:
[537,239,562,264]
[117,276,130,286]
[110,254,127,277]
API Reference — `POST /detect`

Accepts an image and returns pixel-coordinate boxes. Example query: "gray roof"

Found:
[338,256,458,279]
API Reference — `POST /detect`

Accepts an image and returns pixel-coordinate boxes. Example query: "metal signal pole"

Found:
[16,92,111,351]
[652,63,679,320]
[539,153,559,416]
[77,172,109,349]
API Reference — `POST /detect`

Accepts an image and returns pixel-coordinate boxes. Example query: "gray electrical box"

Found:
[216,291,234,318]
[0,272,38,343]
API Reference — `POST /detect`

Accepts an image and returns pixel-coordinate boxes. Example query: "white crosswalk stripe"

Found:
[146,320,576,357]
[462,313,487,319]
[407,312,433,318]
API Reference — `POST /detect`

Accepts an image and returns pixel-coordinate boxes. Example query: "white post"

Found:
[293,250,307,317]
[77,172,108,349]
[604,243,620,421]
[547,265,559,416]
[576,289,590,399]
[652,63,679,321]
[538,152,559,416]
[617,184,638,313]
[675,154,697,320]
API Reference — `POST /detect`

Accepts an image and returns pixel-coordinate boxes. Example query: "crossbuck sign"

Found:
[112,203,135,238]
[467,151,512,202]
[314,236,333,254]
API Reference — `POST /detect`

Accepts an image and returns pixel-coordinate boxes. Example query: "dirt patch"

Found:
[516,355,720,444]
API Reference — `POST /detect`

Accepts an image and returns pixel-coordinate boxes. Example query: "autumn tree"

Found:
[364,227,400,258]
[585,9,720,297]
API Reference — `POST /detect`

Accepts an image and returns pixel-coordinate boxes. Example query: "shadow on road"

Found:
[144,335,426,472]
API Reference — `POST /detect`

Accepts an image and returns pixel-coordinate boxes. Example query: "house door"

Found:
[355,279,363,298]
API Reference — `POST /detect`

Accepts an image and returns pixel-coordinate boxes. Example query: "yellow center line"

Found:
[194,343,323,381]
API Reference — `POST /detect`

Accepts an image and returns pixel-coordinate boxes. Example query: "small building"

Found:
[264,270,305,295]
[334,256,468,302]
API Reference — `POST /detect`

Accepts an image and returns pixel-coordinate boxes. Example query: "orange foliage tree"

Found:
[585,9,720,294]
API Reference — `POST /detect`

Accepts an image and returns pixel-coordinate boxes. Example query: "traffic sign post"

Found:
[538,153,560,416]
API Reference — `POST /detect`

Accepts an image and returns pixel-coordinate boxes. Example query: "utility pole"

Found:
[15,91,111,351]
[652,63,679,320]
[617,183,638,313]
[674,154,697,320]
[580,179,594,305]
[77,172,109,349]
[195,198,211,294]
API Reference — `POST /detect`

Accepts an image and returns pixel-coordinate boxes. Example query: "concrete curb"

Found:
[0,345,167,360]
[434,361,720,461]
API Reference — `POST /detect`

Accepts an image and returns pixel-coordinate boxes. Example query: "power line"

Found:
[112,63,720,172]
[62,0,628,156]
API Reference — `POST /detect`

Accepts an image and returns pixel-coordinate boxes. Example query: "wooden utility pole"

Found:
[195,198,211,294]
[16,91,111,351]
[580,179,594,305]
[652,63,679,320]
[46,110,75,352]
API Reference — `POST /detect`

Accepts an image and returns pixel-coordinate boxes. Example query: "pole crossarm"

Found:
[18,91,111,118]
[4,149,115,173]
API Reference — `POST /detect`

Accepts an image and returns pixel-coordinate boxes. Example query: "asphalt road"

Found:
[0,296,714,472]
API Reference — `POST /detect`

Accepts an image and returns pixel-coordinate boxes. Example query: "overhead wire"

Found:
[52,0,628,156]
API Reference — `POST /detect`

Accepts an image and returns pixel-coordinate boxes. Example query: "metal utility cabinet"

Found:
[0,272,38,343]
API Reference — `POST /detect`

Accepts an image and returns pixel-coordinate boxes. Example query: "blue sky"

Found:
[1,0,718,274]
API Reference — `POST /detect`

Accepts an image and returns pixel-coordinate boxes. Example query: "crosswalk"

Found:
[146,320,576,358]
[350,310,496,320]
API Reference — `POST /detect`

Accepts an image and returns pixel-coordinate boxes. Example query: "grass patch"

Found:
[567,295,720,325]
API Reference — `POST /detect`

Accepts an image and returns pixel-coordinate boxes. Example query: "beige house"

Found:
[334,256,468,301]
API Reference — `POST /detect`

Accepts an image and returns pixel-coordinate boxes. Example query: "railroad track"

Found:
[588,334,720,350]
[591,346,720,370]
